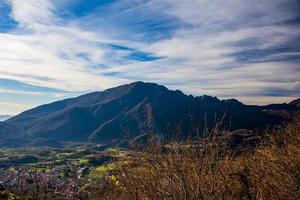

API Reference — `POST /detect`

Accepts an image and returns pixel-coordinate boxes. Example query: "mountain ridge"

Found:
[2,82,299,147]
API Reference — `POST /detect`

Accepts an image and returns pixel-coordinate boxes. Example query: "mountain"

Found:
[0,122,27,147]
[289,98,300,108]
[2,82,300,147]
[0,115,12,121]
[261,98,300,119]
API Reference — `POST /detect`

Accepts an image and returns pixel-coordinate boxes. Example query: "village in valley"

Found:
[0,145,128,199]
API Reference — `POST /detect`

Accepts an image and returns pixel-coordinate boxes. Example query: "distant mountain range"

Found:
[1,82,299,147]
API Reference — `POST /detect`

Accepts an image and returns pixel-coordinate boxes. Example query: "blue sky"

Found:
[0,0,300,115]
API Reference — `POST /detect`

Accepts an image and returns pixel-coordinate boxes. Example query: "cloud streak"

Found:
[0,0,299,114]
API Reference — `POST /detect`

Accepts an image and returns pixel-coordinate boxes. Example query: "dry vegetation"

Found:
[1,119,299,200]
[91,119,300,200]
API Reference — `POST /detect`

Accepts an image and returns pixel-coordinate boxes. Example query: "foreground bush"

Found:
[93,119,300,200]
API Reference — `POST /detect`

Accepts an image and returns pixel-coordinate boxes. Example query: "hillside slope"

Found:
[3,82,299,146]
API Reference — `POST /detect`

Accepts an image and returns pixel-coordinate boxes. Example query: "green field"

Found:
[0,145,130,178]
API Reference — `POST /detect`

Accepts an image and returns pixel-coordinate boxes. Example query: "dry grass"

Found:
[92,119,300,200]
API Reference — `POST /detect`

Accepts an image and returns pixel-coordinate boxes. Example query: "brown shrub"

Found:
[92,119,300,200]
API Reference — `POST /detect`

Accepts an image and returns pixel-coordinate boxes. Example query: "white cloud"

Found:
[6,0,55,29]
[1,0,129,92]
[0,102,31,115]
[0,0,299,114]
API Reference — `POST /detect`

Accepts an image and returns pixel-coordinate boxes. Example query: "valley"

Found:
[0,145,131,199]
[0,145,128,176]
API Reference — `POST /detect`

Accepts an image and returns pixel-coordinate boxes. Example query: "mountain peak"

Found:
[129,81,168,90]
[99,81,168,96]
[2,82,298,147]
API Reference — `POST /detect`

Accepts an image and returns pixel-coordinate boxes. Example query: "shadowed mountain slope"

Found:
[290,98,300,108]
[3,82,300,146]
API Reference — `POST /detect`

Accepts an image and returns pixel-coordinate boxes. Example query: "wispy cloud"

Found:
[0,0,299,114]
[0,102,31,115]
[1,0,134,92]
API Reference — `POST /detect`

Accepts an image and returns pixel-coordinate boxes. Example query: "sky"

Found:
[0,0,300,115]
